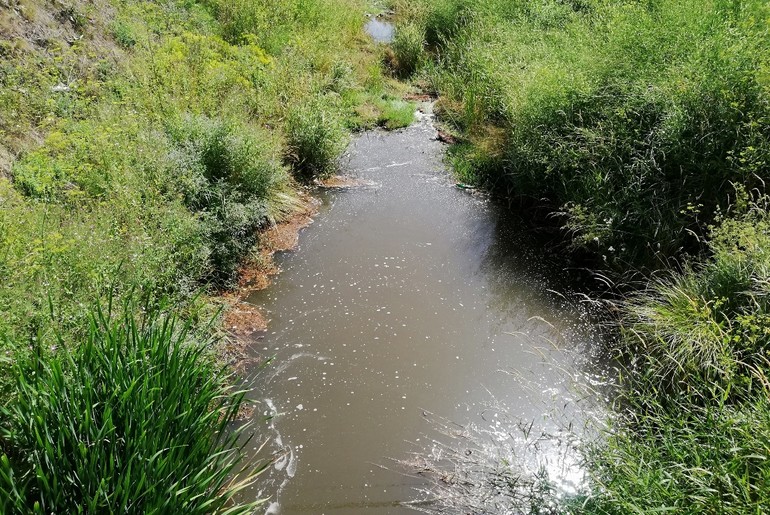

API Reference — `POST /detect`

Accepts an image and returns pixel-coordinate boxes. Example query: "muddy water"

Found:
[240,107,606,513]
[364,17,395,43]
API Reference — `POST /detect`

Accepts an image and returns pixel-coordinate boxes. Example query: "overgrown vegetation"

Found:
[1,298,261,513]
[8,0,768,510]
[582,204,770,512]
[0,0,415,510]
[0,0,413,393]
[389,0,770,511]
[392,0,770,267]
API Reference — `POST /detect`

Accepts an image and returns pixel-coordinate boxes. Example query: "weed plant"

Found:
[286,100,347,179]
[0,297,262,514]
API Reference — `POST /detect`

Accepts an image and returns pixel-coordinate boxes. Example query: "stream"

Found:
[234,18,609,514]
[234,99,609,514]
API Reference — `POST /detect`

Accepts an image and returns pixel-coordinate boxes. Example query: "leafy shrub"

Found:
[111,20,137,48]
[168,114,284,202]
[12,124,127,201]
[167,114,288,285]
[11,116,181,201]
[285,101,346,179]
[0,299,261,514]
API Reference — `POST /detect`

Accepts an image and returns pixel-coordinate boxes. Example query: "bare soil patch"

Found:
[221,192,319,340]
[316,174,367,189]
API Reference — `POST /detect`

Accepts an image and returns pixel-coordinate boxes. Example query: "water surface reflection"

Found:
[240,107,607,513]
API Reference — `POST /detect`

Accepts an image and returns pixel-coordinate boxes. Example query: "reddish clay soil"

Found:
[436,129,459,144]
[221,193,320,339]
[404,93,435,102]
[316,174,366,189]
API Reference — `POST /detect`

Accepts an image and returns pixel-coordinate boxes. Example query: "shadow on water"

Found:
[235,105,613,514]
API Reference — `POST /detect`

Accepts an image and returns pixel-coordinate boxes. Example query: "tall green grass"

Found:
[575,204,770,511]
[388,23,425,78]
[395,0,770,268]
[0,298,262,513]
[612,196,770,402]
[580,395,770,513]
[286,100,347,179]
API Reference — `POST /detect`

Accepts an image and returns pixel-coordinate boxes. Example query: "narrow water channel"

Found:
[364,17,395,44]
[238,105,606,513]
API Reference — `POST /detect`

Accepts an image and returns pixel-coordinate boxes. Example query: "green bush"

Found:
[166,114,290,285]
[390,23,425,78]
[111,20,137,48]
[168,114,284,201]
[286,101,347,179]
[0,299,261,514]
[402,0,770,267]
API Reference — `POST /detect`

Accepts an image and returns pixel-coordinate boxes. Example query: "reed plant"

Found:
[389,23,425,78]
[0,297,263,514]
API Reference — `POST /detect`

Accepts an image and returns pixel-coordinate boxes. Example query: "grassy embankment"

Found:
[388,0,770,512]
[0,0,411,510]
